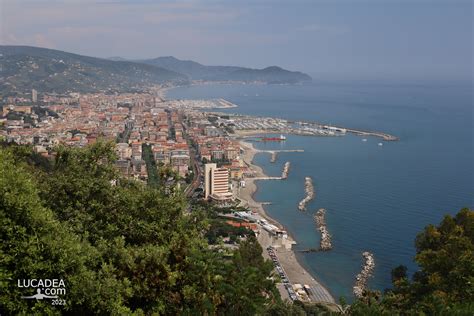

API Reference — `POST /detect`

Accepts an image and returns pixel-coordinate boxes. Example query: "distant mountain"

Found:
[139,56,312,83]
[107,56,129,62]
[0,46,187,95]
[0,46,311,96]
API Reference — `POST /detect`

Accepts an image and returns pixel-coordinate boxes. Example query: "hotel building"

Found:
[204,163,233,201]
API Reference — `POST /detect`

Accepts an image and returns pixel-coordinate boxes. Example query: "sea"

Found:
[167,80,474,301]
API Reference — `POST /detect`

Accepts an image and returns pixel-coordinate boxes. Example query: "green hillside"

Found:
[0,46,187,95]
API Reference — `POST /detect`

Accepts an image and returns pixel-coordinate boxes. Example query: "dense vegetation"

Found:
[0,141,472,315]
[0,142,282,315]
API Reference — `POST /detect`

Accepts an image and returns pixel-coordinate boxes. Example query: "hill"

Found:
[140,56,312,83]
[0,46,187,95]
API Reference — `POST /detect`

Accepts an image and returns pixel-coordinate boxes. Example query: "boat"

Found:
[378,142,383,146]
[262,134,286,141]
[362,138,367,142]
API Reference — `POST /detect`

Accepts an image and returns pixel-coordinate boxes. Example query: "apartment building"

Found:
[204,163,233,201]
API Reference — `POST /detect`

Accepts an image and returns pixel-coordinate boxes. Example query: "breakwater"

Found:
[298,177,314,211]
[346,128,398,141]
[281,162,290,179]
[353,252,375,298]
[314,208,332,251]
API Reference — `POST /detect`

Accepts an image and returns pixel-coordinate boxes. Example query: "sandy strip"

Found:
[238,140,336,304]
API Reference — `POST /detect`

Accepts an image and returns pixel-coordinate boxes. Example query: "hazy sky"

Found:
[1,0,472,80]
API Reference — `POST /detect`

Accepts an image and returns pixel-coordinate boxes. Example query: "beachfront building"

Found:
[204,163,233,202]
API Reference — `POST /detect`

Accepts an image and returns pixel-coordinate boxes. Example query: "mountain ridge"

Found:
[139,56,312,83]
[0,46,312,95]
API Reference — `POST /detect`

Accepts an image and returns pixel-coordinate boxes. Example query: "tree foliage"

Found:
[0,142,280,315]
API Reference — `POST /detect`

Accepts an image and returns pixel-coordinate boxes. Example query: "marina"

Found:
[203,110,399,142]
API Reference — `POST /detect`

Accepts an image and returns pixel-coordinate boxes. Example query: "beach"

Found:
[238,140,336,305]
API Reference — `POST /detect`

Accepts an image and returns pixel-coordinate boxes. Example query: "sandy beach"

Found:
[238,140,336,305]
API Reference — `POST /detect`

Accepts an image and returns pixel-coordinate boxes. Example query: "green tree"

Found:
[0,142,283,315]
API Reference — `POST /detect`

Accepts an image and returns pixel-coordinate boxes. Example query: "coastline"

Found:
[238,140,336,305]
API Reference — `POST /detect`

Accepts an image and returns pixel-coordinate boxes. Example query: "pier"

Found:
[298,177,314,211]
[250,161,290,181]
[353,252,375,298]
[253,176,283,180]
[314,208,332,251]
[255,149,304,163]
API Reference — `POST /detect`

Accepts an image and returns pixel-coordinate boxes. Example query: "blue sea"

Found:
[167,80,474,300]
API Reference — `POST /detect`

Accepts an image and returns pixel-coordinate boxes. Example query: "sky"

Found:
[1,0,472,81]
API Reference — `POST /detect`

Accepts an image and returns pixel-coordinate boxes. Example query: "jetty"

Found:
[259,149,304,154]
[298,177,314,211]
[314,209,332,251]
[281,162,290,179]
[353,252,375,298]
[252,176,282,180]
[346,128,398,141]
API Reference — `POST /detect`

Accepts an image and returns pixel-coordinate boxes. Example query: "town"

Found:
[0,88,354,199]
[0,88,381,305]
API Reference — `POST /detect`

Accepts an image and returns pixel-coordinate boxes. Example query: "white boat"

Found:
[378,142,383,146]
[362,138,367,142]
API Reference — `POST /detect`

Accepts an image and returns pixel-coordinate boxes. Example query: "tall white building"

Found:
[204,163,232,200]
